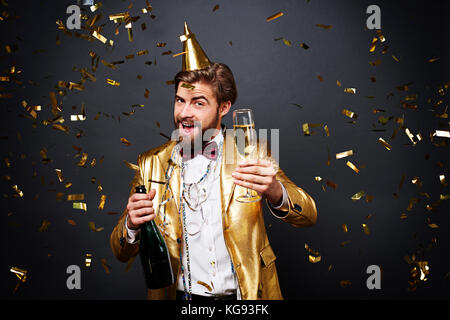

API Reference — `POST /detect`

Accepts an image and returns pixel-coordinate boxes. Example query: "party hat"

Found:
[179,22,212,71]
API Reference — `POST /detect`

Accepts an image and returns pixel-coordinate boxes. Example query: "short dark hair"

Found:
[174,63,237,105]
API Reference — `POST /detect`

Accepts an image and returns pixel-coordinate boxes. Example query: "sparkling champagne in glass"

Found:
[233,108,261,203]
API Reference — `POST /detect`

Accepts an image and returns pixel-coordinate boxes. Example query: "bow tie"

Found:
[180,140,218,161]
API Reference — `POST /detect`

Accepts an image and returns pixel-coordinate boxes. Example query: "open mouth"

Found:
[180,121,195,135]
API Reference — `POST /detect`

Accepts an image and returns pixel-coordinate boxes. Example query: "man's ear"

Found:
[219,100,232,117]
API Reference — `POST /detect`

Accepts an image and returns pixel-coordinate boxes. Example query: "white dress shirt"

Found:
[125,131,288,298]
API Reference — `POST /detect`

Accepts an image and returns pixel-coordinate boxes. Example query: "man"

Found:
[110,23,317,300]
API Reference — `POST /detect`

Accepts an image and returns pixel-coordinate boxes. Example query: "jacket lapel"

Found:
[156,140,181,212]
[220,129,237,216]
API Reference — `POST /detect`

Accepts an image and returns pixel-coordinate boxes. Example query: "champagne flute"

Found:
[233,108,262,203]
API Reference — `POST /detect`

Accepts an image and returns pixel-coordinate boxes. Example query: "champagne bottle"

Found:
[135,185,174,289]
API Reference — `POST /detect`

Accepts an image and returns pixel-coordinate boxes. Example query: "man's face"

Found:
[173,81,222,145]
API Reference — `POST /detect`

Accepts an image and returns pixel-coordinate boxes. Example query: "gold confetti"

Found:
[120,137,131,146]
[91,30,107,44]
[340,280,351,288]
[305,243,321,264]
[67,194,84,201]
[406,198,419,211]
[124,160,140,171]
[346,161,360,173]
[378,137,392,151]
[73,202,87,211]
[70,114,86,121]
[39,220,50,232]
[376,30,386,42]
[438,174,446,185]
[342,224,348,233]
[316,24,332,30]
[362,223,370,235]
[89,221,104,232]
[12,185,23,197]
[10,266,28,293]
[55,169,64,182]
[85,254,93,267]
[67,219,77,226]
[369,59,381,66]
[300,43,309,50]
[326,180,337,189]
[98,195,106,210]
[266,12,284,22]
[344,88,356,94]
[369,37,378,52]
[308,255,321,263]
[336,150,353,159]
[324,125,330,136]
[351,191,365,201]
[212,4,220,12]
[77,153,88,166]
[340,240,351,247]
[101,258,111,274]
[106,79,120,86]
[172,51,186,58]
[314,176,322,182]
[90,2,102,12]
[428,57,439,63]
[302,123,310,136]
[392,55,400,62]
[432,130,450,138]
[181,83,195,90]
[342,109,357,119]
[336,80,342,87]
[197,280,213,292]
[144,88,150,98]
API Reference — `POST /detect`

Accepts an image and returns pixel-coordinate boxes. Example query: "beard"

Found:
[173,107,221,148]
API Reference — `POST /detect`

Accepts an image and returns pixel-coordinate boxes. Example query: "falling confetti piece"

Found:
[101,258,111,274]
[346,161,360,173]
[106,79,120,86]
[67,194,84,201]
[197,280,213,292]
[378,137,392,150]
[10,267,28,293]
[316,24,332,30]
[98,195,106,210]
[340,280,352,288]
[342,109,358,119]
[362,223,370,235]
[266,12,284,22]
[67,219,77,226]
[300,43,309,50]
[12,185,23,197]
[369,37,378,52]
[73,202,87,211]
[38,219,50,232]
[336,150,353,159]
[351,191,365,201]
[343,88,356,94]
[212,4,220,12]
[181,83,195,90]
[342,224,348,233]
[85,253,93,267]
[88,221,104,232]
[120,137,131,146]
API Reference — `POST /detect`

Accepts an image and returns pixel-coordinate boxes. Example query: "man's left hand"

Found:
[232,159,283,206]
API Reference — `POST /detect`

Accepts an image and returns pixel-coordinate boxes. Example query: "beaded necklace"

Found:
[170,139,223,300]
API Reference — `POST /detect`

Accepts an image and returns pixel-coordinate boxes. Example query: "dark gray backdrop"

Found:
[1,0,448,299]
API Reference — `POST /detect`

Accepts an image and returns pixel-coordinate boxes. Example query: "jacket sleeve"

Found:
[110,154,145,262]
[267,166,318,228]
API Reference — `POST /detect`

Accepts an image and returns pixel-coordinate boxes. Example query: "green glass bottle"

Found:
[135,185,174,289]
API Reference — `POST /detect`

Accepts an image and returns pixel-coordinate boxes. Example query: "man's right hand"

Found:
[126,189,157,230]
